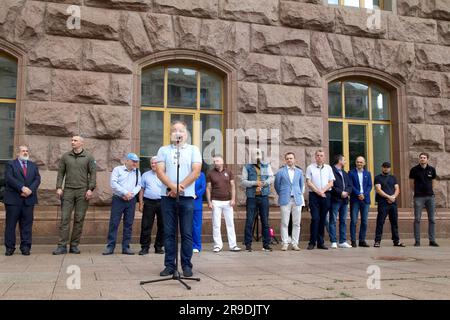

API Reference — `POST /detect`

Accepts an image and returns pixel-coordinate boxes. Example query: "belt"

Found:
[144,197,161,202]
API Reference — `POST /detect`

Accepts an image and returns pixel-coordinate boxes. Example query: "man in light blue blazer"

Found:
[274,152,305,251]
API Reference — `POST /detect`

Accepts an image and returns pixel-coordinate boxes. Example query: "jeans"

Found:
[244,196,270,247]
[106,196,136,250]
[161,196,194,271]
[414,196,436,242]
[375,202,400,243]
[350,200,369,242]
[308,192,330,246]
[140,198,164,250]
[329,199,348,244]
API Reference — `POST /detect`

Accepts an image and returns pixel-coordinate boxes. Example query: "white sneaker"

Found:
[281,244,289,251]
[292,244,300,251]
[338,242,352,248]
[230,246,241,252]
[193,248,200,253]
[331,242,338,249]
[213,247,222,253]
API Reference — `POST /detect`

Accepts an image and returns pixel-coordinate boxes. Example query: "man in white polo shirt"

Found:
[305,149,335,250]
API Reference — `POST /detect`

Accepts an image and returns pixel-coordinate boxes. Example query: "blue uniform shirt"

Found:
[141,170,162,200]
[156,143,202,198]
[110,165,141,197]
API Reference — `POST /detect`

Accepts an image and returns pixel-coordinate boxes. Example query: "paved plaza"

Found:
[1,239,450,300]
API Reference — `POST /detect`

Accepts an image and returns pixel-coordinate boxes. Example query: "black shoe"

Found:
[122,248,135,255]
[183,268,193,277]
[317,244,328,250]
[245,244,252,252]
[262,245,272,252]
[393,242,405,247]
[5,248,15,256]
[359,241,370,247]
[307,244,315,250]
[414,241,420,247]
[351,241,357,248]
[429,241,440,247]
[69,246,80,254]
[160,267,175,277]
[102,247,114,255]
[155,247,164,254]
[139,248,149,255]
[52,246,67,255]
[21,250,31,255]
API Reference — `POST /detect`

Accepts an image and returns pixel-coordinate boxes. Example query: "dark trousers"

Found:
[244,196,270,247]
[308,192,331,246]
[161,196,194,271]
[140,198,164,250]
[106,196,136,250]
[375,202,400,243]
[4,204,34,252]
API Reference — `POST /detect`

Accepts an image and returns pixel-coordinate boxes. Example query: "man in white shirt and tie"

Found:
[305,150,335,250]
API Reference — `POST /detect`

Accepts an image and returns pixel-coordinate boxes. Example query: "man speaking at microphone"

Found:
[156,121,202,278]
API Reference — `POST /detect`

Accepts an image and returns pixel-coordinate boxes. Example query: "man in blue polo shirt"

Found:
[156,121,202,278]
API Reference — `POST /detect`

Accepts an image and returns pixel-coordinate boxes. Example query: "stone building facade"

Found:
[0,0,449,243]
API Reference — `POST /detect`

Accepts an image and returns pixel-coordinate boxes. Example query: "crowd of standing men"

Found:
[2,122,440,278]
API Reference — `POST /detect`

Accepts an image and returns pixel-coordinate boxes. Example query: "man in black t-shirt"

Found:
[409,152,439,247]
[373,162,405,248]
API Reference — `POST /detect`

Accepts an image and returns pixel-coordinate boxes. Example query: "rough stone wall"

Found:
[1,0,450,208]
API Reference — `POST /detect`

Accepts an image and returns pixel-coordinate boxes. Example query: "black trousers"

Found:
[375,202,400,243]
[4,204,34,251]
[140,198,164,250]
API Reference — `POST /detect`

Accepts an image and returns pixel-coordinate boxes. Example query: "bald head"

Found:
[71,136,84,152]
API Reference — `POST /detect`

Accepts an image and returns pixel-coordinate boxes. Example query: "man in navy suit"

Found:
[348,156,372,248]
[3,145,41,256]
[329,154,353,249]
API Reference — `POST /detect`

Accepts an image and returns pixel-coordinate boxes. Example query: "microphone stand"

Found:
[140,136,200,290]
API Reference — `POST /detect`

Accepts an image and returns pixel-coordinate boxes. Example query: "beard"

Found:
[19,155,29,161]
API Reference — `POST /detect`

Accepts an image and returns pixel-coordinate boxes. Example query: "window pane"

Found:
[344,0,360,7]
[371,85,390,120]
[345,82,369,119]
[0,55,17,99]
[200,114,222,166]
[373,124,391,176]
[328,82,342,117]
[170,113,193,145]
[329,122,343,163]
[328,0,339,5]
[140,110,164,161]
[348,124,367,171]
[0,103,15,159]
[200,71,222,110]
[365,0,381,9]
[168,67,197,108]
[141,67,164,107]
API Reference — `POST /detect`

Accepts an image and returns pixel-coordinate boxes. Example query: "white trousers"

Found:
[212,200,238,249]
[280,198,302,245]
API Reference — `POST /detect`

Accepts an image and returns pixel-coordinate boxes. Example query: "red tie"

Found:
[22,161,27,177]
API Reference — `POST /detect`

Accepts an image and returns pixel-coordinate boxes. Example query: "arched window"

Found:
[328,80,392,178]
[140,64,224,171]
[0,52,17,177]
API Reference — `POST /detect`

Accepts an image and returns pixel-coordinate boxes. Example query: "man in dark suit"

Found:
[330,154,353,249]
[3,145,41,256]
[348,156,372,248]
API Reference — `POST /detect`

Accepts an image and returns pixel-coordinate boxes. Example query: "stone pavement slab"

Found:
[0,240,449,300]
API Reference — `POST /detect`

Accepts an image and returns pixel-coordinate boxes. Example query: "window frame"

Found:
[140,63,225,167]
[328,79,394,205]
[328,0,386,10]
